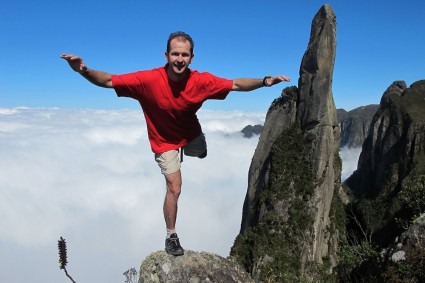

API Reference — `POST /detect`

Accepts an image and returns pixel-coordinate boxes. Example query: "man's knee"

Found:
[198,150,207,159]
[167,181,181,196]
[165,171,182,197]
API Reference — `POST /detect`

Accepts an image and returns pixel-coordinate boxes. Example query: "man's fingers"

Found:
[271,75,291,84]
[61,54,84,73]
[60,54,72,60]
[277,75,291,82]
[60,54,80,62]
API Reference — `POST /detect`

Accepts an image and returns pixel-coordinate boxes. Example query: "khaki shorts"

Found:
[155,133,207,175]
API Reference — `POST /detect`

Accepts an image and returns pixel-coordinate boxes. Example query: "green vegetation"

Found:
[336,240,380,282]
[231,124,316,282]
[328,186,346,239]
[335,175,425,282]
[267,86,298,115]
[398,174,425,226]
[382,243,425,282]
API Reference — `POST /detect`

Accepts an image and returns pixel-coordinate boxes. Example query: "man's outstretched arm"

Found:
[232,75,291,92]
[61,54,113,88]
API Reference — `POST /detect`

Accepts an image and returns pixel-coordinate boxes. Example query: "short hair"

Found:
[166,31,194,55]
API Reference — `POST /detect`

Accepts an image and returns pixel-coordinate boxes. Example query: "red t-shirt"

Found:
[111,66,233,153]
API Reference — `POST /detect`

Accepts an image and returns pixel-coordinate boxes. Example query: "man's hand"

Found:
[60,53,113,88]
[265,75,291,86]
[61,54,87,73]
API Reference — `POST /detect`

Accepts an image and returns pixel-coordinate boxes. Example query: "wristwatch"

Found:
[79,66,88,74]
[262,76,271,87]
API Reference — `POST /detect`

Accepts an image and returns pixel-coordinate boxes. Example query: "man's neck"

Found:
[166,65,189,82]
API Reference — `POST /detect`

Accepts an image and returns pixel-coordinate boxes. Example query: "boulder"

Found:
[138,251,254,283]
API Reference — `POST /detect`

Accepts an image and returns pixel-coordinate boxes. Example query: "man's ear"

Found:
[189,53,194,64]
[164,52,168,62]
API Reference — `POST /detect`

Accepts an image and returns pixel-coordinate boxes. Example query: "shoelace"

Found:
[167,237,180,245]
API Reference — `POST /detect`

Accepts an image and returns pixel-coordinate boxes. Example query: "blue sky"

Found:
[1,0,424,112]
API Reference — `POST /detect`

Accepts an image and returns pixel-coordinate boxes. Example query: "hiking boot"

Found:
[165,233,184,256]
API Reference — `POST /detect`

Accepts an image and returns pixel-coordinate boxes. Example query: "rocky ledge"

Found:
[138,250,254,283]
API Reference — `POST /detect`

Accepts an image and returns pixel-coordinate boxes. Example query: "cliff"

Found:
[337,104,379,148]
[345,80,425,245]
[342,80,425,281]
[231,4,341,282]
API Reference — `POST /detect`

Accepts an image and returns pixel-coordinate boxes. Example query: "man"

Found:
[61,31,290,256]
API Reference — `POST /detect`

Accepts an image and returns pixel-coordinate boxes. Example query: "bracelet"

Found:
[262,76,271,87]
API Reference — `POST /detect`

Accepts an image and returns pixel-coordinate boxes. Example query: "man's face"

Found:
[165,38,193,79]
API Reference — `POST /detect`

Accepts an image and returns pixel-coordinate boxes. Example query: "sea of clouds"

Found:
[0,108,360,283]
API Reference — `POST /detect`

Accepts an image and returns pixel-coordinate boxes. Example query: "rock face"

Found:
[296,3,339,267]
[341,80,425,282]
[241,105,378,147]
[138,251,254,283]
[241,124,263,138]
[239,87,297,232]
[337,105,379,148]
[345,80,425,246]
[232,5,341,282]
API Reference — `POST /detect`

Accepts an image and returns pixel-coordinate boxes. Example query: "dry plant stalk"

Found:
[58,236,77,283]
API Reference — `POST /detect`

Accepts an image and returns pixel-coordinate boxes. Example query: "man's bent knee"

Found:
[183,133,207,158]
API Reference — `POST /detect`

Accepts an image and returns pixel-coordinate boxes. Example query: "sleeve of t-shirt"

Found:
[111,72,147,100]
[197,72,233,100]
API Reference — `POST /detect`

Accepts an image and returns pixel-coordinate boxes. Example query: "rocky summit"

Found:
[138,251,253,283]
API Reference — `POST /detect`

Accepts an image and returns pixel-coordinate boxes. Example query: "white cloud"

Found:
[0,108,262,283]
[0,107,361,283]
[340,146,362,181]
[0,108,19,115]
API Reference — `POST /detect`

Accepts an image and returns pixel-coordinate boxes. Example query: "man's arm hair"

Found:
[79,68,113,88]
[232,78,264,92]
[232,75,291,92]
